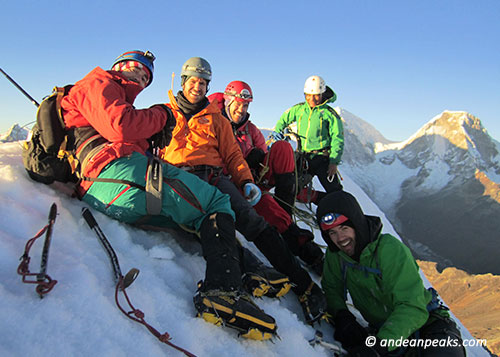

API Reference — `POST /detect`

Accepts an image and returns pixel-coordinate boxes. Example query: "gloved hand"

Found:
[245,148,265,171]
[333,309,369,348]
[347,345,383,357]
[271,131,284,141]
[148,104,176,149]
[243,182,262,206]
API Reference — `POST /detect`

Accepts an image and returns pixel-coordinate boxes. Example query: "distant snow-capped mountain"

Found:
[340,110,500,275]
[0,123,28,143]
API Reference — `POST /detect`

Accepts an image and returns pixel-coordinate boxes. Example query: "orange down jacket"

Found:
[161,90,253,188]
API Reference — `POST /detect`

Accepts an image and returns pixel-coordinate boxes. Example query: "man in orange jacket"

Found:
[161,57,326,324]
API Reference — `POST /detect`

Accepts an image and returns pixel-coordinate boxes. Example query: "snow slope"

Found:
[0,141,488,356]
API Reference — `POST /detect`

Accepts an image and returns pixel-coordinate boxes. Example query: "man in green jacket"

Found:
[317,191,465,356]
[273,75,344,193]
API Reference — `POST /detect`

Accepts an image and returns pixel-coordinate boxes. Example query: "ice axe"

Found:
[1,67,40,107]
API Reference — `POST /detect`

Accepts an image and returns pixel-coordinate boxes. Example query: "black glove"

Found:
[347,341,389,357]
[148,104,176,149]
[346,345,381,357]
[333,309,368,349]
[245,148,265,171]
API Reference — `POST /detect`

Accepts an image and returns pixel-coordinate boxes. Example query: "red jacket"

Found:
[161,90,253,188]
[233,120,267,158]
[61,66,167,194]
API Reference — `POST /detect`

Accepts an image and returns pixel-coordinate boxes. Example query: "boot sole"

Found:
[196,296,277,338]
[198,312,275,340]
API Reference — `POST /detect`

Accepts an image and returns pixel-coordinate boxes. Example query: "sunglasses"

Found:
[225,89,253,100]
[320,213,348,231]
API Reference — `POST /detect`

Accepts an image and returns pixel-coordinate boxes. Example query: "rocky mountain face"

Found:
[418,260,500,356]
[340,109,500,275]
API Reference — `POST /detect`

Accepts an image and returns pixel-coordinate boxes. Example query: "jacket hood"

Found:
[316,191,382,259]
[207,92,224,111]
[321,86,337,105]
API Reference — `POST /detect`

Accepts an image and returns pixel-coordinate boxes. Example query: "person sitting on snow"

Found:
[208,81,324,276]
[159,57,326,325]
[59,50,277,340]
[317,190,465,356]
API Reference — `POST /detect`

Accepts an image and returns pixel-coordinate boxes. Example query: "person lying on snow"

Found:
[208,81,324,276]
[317,190,465,356]
[159,57,327,325]
[59,50,278,340]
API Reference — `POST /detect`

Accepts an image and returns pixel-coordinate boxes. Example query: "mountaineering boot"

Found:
[282,223,325,275]
[299,281,327,325]
[193,281,277,340]
[296,186,327,205]
[198,213,242,291]
[240,246,292,298]
[253,226,311,295]
[194,214,278,339]
[273,172,296,216]
[299,241,324,276]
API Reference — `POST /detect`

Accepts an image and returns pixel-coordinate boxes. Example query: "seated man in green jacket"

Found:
[317,191,465,356]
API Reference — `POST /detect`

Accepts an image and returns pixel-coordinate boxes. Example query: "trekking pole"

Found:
[17,203,58,298]
[81,208,196,357]
[0,67,40,107]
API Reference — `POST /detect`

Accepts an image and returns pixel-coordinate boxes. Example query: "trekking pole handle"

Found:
[0,67,40,107]
[82,207,98,229]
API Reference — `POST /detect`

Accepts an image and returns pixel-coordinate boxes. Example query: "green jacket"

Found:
[322,230,433,343]
[275,86,344,164]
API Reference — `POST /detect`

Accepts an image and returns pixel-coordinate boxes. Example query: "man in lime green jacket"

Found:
[317,191,465,356]
[274,75,344,193]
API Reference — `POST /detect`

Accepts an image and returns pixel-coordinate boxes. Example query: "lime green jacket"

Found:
[275,87,344,164]
[322,233,433,343]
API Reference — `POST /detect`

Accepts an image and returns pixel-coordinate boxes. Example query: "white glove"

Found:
[243,183,262,206]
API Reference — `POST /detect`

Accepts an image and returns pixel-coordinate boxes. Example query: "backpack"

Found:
[22,85,78,184]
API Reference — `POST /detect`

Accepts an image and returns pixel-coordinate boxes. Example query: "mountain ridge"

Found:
[340,109,500,275]
[418,260,500,356]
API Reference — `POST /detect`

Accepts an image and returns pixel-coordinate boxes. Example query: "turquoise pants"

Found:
[82,152,234,231]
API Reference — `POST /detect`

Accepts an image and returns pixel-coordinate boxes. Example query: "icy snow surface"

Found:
[0,141,488,356]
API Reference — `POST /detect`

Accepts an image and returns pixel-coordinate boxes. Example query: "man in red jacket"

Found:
[60,50,276,340]
[208,81,325,276]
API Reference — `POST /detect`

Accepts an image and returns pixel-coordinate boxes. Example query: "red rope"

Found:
[114,276,197,357]
[17,224,57,297]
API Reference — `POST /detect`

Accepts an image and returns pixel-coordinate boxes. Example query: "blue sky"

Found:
[1,0,499,141]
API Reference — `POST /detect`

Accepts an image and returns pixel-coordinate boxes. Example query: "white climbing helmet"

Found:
[304,75,326,95]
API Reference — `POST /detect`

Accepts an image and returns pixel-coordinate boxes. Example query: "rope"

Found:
[115,275,197,357]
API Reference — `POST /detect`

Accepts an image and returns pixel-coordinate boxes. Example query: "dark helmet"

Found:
[181,57,212,82]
